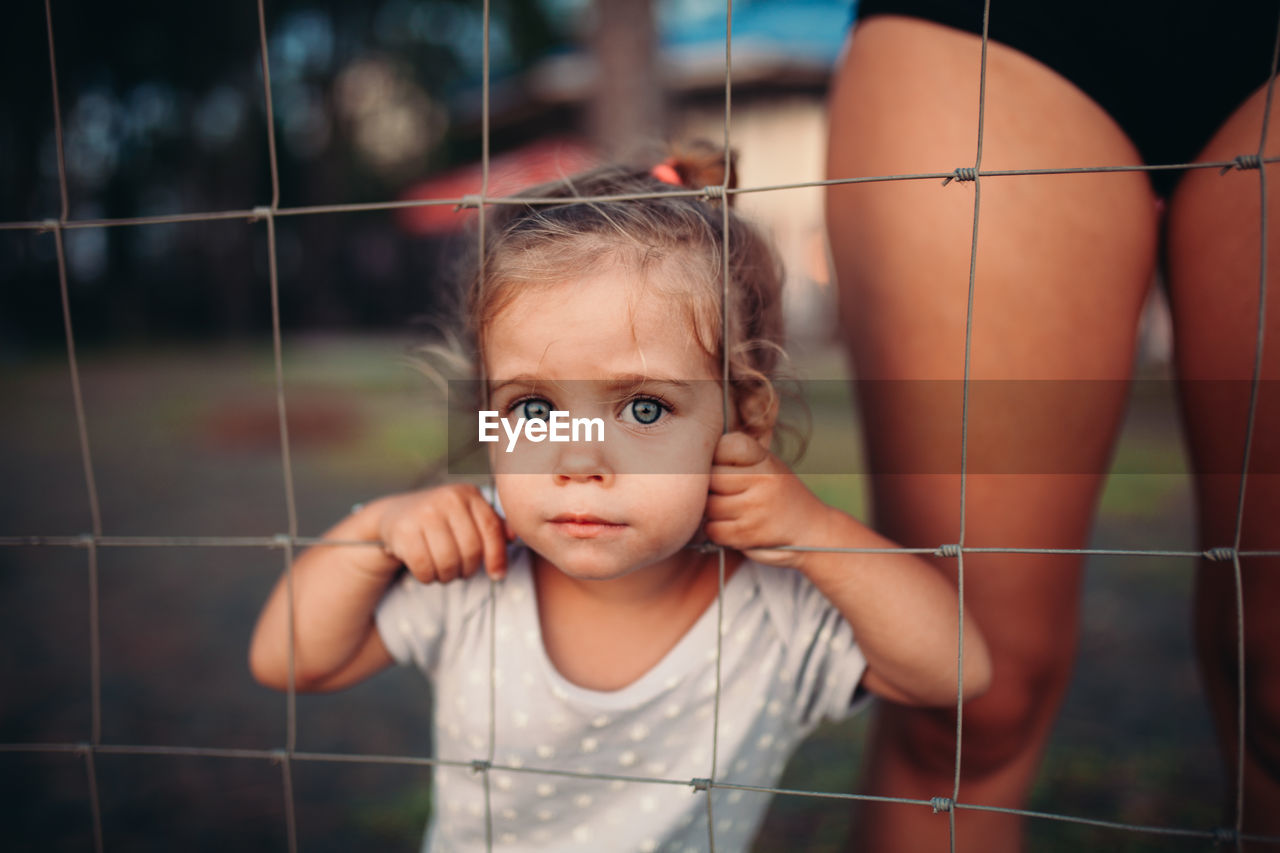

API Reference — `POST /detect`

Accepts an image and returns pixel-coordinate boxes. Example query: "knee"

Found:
[959,677,1059,778]
[890,659,1070,780]
[1246,680,1280,783]
[1196,574,1280,782]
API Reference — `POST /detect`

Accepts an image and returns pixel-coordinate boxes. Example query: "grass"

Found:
[352,786,434,844]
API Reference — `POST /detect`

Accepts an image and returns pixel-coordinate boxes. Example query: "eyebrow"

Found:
[488,374,699,397]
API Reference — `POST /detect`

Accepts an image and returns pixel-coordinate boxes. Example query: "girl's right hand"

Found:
[374,484,512,583]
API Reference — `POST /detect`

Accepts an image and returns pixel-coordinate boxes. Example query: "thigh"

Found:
[1168,81,1280,802]
[826,14,1158,556]
[827,15,1158,381]
[826,21,1162,773]
[1166,82,1280,554]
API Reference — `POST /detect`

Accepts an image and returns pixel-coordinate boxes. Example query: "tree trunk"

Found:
[588,0,665,162]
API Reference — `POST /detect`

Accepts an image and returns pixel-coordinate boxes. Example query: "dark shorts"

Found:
[854,0,1280,196]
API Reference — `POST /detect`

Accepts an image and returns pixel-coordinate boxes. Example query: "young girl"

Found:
[249,146,992,852]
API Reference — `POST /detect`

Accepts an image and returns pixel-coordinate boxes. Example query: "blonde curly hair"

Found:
[461,142,788,438]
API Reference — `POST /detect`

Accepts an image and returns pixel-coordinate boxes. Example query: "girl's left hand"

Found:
[703,431,835,569]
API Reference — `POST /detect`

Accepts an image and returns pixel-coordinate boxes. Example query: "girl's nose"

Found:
[552,442,614,485]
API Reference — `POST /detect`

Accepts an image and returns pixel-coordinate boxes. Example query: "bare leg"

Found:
[826,16,1158,852]
[1167,82,1280,847]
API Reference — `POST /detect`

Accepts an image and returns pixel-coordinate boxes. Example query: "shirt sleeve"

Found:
[759,565,869,728]
[374,570,449,675]
[375,540,518,678]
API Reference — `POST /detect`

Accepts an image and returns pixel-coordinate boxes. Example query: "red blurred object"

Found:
[397,137,598,235]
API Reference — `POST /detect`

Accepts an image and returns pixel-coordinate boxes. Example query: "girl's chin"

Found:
[544,558,644,582]
[532,548,697,583]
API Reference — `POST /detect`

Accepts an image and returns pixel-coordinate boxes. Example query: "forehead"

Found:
[483,269,719,383]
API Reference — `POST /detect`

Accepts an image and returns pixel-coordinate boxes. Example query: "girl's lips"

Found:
[548,514,625,539]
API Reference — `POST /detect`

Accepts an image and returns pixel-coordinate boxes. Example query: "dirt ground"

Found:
[0,337,1228,851]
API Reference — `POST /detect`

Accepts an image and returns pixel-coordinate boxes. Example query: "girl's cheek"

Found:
[684,474,714,512]
[682,482,715,539]
[493,478,527,525]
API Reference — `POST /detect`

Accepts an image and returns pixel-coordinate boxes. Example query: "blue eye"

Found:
[521,398,552,421]
[628,398,665,425]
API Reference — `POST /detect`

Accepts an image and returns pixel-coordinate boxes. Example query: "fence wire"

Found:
[4,0,1280,850]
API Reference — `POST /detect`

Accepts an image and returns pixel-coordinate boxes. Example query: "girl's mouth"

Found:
[548,513,625,539]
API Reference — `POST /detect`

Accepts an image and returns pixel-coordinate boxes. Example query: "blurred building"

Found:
[401,0,850,345]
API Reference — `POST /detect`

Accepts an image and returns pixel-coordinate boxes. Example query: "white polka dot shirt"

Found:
[375,547,868,852]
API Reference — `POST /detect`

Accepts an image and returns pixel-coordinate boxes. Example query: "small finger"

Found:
[708,467,757,495]
[425,525,462,583]
[452,512,485,579]
[470,497,509,579]
[713,431,769,468]
[447,487,490,578]
[704,493,750,521]
[703,519,745,549]
[399,535,436,583]
[383,520,430,580]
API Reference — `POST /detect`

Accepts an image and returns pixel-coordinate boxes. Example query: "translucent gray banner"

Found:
[444,379,1278,475]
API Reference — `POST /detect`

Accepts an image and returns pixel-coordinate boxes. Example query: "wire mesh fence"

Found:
[4,0,1280,851]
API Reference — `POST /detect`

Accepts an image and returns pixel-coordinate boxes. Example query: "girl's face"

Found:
[484,268,726,582]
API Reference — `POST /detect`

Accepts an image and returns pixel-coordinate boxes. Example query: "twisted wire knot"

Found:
[690,778,711,792]
[470,759,491,774]
[930,796,953,814]
[1213,826,1237,844]
[1204,546,1236,562]
[1221,154,1262,175]
[702,184,727,201]
[456,194,483,211]
[935,544,962,558]
[942,167,977,186]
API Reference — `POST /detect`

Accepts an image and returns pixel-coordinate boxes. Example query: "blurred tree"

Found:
[0,0,565,347]
[588,0,664,161]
